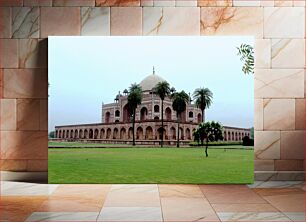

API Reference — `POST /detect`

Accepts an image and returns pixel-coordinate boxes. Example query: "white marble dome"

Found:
[139,73,165,91]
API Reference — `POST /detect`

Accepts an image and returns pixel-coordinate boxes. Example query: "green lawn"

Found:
[48,146,254,184]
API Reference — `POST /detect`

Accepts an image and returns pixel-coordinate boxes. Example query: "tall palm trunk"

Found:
[205,137,208,157]
[132,108,136,146]
[177,113,180,148]
[161,100,164,147]
[201,109,204,122]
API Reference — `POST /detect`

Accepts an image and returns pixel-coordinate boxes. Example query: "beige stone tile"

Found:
[176,0,197,6]
[200,7,263,37]
[212,203,278,212]
[103,184,160,207]
[27,159,48,171]
[198,0,232,6]
[233,0,261,6]
[161,197,219,221]
[255,188,305,212]
[255,131,280,160]
[0,159,27,171]
[295,99,305,130]
[293,0,305,6]
[26,212,100,221]
[141,0,153,6]
[154,0,175,6]
[264,7,305,38]
[0,69,3,98]
[283,212,305,221]
[38,196,104,212]
[255,69,304,98]
[19,39,47,68]
[41,7,80,38]
[81,7,110,36]
[254,188,304,196]
[254,99,263,130]
[280,131,304,160]
[96,0,140,6]
[254,159,274,171]
[305,70,306,98]
[217,212,291,221]
[143,7,200,35]
[53,0,95,6]
[260,0,274,6]
[272,39,305,68]
[0,99,16,131]
[12,7,39,38]
[3,69,48,99]
[17,99,40,131]
[0,7,11,38]
[254,39,271,69]
[98,207,163,221]
[40,99,48,131]
[199,185,266,204]
[23,0,52,6]
[159,184,204,198]
[0,196,47,221]
[275,160,304,171]
[263,99,295,130]
[274,0,293,6]
[52,184,111,199]
[0,39,18,68]
[0,0,22,6]
[111,7,142,35]
[0,131,48,159]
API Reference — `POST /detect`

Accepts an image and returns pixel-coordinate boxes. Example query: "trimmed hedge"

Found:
[190,141,243,146]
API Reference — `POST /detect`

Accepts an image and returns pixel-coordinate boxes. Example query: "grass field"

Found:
[48,146,254,184]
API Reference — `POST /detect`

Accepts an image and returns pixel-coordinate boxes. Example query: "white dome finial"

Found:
[153,66,155,75]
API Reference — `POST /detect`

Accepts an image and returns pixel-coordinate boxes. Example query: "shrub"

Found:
[242,136,254,146]
[190,141,242,146]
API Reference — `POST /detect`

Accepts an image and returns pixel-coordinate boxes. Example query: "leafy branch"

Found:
[237,44,254,75]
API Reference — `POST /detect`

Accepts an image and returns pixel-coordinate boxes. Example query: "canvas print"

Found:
[48,36,254,184]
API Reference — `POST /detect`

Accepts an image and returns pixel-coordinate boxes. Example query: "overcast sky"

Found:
[48,36,254,132]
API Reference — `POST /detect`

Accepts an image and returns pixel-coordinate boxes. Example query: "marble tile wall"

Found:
[0,0,304,181]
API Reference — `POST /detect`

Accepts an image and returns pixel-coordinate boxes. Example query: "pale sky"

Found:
[48,36,254,132]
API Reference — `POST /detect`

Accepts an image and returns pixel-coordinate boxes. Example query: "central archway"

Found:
[123,104,131,123]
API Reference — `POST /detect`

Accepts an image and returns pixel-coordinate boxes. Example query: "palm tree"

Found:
[171,91,189,147]
[197,121,223,157]
[153,81,171,147]
[193,87,213,123]
[127,83,142,146]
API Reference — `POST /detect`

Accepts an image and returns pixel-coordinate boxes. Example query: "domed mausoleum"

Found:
[55,69,251,145]
[139,69,165,91]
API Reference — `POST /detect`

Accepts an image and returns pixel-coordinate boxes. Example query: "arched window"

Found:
[120,128,126,139]
[165,107,172,120]
[136,127,143,140]
[113,128,119,139]
[106,128,111,139]
[100,129,105,139]
[189,111,193,118]
[154,105,159,113]
[74,129,78,138]
[145,126,153,140]
[154,116,159,120]
[115,110,120,117]
[197,113,202,123]
[94,129,99,139]
[140,107,148,121]
[105,112,110,123]
[123,104,131,123]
